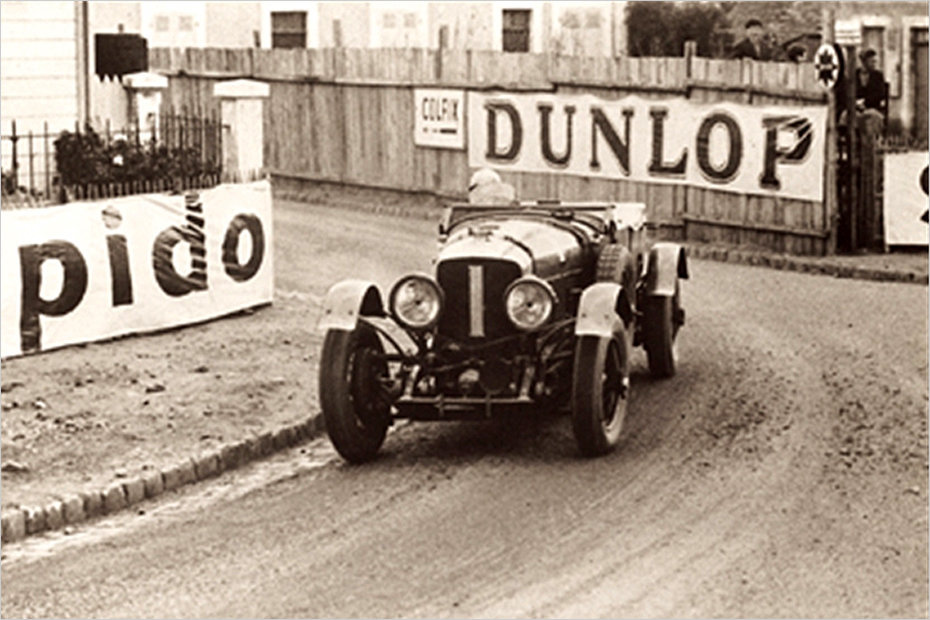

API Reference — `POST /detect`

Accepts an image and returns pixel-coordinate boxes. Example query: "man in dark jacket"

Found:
[730,19,771,61]
[856,49,888,115]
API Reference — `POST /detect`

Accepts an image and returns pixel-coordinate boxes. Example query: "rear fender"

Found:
[574,282,633,338]
[645,242,688,297]
[317,280,386,332]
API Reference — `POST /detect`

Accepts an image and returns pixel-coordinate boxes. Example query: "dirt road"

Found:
[2,201,927,618]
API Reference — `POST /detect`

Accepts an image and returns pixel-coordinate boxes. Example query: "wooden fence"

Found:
[150,47,834,255]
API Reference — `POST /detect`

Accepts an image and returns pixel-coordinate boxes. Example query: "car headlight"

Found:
[389,274,443,329]
[504,276,556,331]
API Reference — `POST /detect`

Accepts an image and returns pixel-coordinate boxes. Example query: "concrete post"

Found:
[123,71,168,143]
[213,79,270,182]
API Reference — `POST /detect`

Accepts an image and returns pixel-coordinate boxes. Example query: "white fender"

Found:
[317,279,385,332]
[575,282,628,338]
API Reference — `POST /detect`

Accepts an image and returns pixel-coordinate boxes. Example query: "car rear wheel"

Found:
[571,331,630,457]
[643,281,681,379]
[319,325,390,463]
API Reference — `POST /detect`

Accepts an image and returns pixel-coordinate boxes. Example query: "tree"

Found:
[627,2,731,58]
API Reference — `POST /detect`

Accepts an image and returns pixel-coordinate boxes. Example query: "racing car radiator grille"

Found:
[437,259,522,341]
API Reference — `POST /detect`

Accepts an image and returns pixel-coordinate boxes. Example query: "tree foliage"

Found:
[627,1,732,58]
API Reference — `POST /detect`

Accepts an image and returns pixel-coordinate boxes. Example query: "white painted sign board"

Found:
[413,89,466,150]
[835,21,862,46]
[884,151,929,246]
[1,181,274,358]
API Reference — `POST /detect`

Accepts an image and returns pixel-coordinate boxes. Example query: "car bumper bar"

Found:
[394,394,536,420]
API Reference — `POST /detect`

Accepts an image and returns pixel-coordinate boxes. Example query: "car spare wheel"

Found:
[595,243,636,292]
[643,280,681,379]
[571,330,630,457]
[319,324,390,463]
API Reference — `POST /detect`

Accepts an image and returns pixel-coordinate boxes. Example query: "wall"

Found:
[429,2,494,50]
[255,1,624,54]
[0,1,80,134]
[149,47,834,255]
[205,2,261,47]
[1,1,82,197]
[550,1,616,57]
[88,1,141,34]
[317,3,371,48]
[139,1,206,48]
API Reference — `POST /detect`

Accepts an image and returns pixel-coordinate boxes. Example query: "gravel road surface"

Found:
[2,201,926,618]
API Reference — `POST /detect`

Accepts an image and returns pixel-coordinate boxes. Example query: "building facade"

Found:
[259,1,627,57]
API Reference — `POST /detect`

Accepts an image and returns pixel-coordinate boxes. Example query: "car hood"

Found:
[437,217,589,276]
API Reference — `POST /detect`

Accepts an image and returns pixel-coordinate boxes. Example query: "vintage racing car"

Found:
[317,199,688,462]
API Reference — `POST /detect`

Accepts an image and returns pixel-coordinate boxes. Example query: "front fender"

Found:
[645,242,689,297]
[574,282,632,338]
[317,279,386,332]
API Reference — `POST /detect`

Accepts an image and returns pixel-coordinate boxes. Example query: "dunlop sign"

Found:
[468,92,828,202]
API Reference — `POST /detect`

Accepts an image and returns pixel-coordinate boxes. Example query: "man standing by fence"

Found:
[856,49,888,118]
[729,19,772,61]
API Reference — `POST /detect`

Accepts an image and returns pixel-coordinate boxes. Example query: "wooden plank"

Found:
[438,49,468,84]
[665,57,687,88]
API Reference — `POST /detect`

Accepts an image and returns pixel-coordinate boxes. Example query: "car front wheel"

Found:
[571,330,630,457]
[319,325,390,463]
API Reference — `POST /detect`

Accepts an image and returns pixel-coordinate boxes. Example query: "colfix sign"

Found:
[414,88,466,150]
[0,181,273,358]
[468,92,827,202]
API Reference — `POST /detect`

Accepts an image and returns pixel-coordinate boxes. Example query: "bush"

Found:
[53,125,220,187]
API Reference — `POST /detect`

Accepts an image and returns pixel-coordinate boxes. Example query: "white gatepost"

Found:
[123,71,168,143]
[213,79,270,182]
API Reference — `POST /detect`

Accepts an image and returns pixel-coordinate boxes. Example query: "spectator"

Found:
[729,19,772,61]
[787,45,807,63]
[856,49,887,115]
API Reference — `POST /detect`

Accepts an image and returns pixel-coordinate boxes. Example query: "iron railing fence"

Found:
[1,108,225,209]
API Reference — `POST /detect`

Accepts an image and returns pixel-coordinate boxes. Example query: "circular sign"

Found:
[814,44,840,90]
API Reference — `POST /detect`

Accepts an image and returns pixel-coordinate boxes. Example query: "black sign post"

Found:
[844,45,858,251]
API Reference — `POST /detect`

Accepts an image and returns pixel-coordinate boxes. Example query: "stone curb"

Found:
[1,414,325,544]
[276,192,927,286]
[684,244,928,286]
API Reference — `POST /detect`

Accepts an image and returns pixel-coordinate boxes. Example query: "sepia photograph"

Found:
[0,0,927,617]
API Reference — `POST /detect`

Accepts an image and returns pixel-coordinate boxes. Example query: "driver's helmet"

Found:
[468,167,516,205]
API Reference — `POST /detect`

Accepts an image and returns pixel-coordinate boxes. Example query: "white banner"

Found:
[414,88,466,150]
[468,92,828,202]
[1,180,273,358]
[884,152,929,246]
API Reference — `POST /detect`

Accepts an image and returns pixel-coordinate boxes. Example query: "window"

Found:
[502,9,531,52]
[403,13,416,28]
[271,11,307,49]
[155,15,170,32]
[178,15,193,32]
[383,13,396,28]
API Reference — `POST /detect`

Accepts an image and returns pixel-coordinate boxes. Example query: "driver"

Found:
[468,167,517,205]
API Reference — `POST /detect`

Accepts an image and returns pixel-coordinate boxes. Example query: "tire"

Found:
[643,281,681,379]
[319,325,390,463]
[571,331,630,457]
